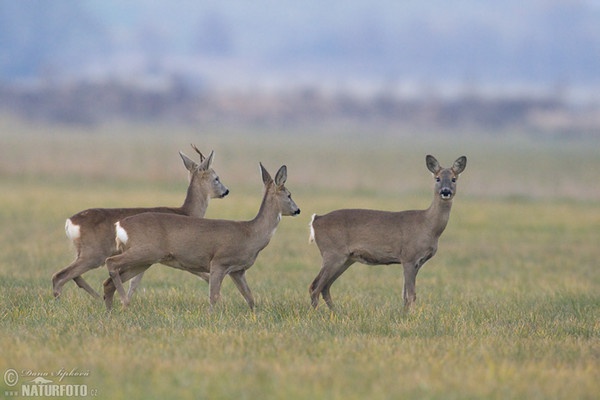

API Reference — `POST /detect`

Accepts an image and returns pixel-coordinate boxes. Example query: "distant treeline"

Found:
[1,80,598,136]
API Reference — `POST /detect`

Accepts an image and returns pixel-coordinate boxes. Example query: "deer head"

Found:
[180,149,229,200]
[426,155,467,201]
[260,163,300,217]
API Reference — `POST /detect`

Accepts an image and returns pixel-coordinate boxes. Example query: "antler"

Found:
[190,144,205,162]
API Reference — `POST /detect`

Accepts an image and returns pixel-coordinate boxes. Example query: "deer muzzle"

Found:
[440,188,453,200]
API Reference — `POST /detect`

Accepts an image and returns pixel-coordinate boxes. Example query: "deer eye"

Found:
[435,177,441,182]
[452,178,456,183]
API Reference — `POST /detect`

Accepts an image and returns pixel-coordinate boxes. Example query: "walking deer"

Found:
[309,155,466,309]
[102,163,300,311]
[52,146,229,300]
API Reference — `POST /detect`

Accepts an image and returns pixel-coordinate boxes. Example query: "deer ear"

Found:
[452,156,467,175]
[260,162,273,185]
[199,150,214,171]
[426,155,441,174]
[179,151,198,172]
[274,165,287,187]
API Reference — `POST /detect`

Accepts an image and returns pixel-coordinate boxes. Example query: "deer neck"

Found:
[181,178,210,217]
[249,186,281,244]
[424,193,453,238]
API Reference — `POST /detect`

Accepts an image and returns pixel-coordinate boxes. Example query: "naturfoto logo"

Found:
[3,368,97,397]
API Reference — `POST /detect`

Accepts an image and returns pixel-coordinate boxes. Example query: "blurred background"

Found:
[1,0,600,134]
[2,4,599,398]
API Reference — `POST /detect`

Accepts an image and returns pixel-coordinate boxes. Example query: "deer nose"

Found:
[294,208,301,215]
[221,189,230,198]
[440,188,453,199]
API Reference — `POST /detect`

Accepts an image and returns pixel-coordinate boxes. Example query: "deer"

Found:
[309,155,467,310]
[51,145,229,300]
[102,163,300,311]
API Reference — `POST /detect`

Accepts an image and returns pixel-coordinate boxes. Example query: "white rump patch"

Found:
[308,213,317,244]
[65,219,81,241]
[115,221,129,246]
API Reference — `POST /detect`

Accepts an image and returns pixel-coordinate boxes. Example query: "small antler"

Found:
[190,144,205,162]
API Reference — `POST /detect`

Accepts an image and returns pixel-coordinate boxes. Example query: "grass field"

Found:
[1,118,599,399]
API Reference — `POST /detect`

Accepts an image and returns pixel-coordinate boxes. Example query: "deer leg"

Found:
[208,267,227,310]
[309,269,326,308]
[229,270,255,310]
[125,265,155,303]
[104,264,151,310]
[309,254,351,309]
[321,260,353,309]
[402,262,418,309]
[73,276,102,299]
[103,276,116,310]
[126,272,145,302]
[107,245,158,308]
[105,253,137,308]
[52,255,104,299]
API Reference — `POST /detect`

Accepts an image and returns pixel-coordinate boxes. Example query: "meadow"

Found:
[0,118,599,399]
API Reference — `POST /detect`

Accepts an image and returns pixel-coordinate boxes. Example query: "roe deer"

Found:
[309,155,466,309]
[52,146,229,300]
[102,163,300,311]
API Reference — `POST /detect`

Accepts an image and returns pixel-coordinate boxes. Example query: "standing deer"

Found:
[102,163,300,311]
[309,155,466,309]
[52,146,229,300]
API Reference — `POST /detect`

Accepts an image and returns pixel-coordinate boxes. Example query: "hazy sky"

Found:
[3,0,600,96]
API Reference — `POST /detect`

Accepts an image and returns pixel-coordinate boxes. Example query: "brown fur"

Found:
[51,148,228,299]
[103,163,300,311]
[309,155,466,309]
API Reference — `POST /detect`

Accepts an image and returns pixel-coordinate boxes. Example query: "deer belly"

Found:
[161,257,209,273]
[350,249,400,265]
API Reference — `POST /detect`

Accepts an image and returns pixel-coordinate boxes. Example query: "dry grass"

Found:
[1,117,599,399]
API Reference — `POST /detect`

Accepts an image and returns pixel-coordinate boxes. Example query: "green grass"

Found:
[1,119,599,399]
